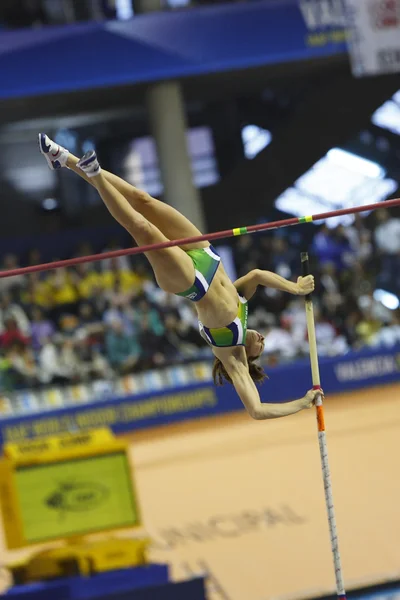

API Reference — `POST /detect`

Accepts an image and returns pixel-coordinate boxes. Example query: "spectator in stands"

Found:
[30,306,55,351]
[59,339,85,383]
[262,319,297,362]
[75,264,109,315]
[137,315,170,369]
[345,263,372,300]
[320,289,347,336]
[38,335,72,386]
[105,320,140,374]
[102,256,144,297]
[78,345,114,382]
[162,313,200,359]
[58,314,81,339]
[374,208,400,254]
[334,225,356,269]
[357,290,392,324]
[75,304,104,349]
[133,297,165,337]
[313,307,348,356]
[20,273,53,311]
[103,296,134,335]
[343,215,373,266]
[75,262,102,301]
[0,292,31,337]
[312,225,344,270]
[48,267,79,319]
[281,297,307,352]
[77,302,101,327]
[319,262,340,295]
[355,307,382,348]
[174,298,200,333]
[0,317,29,349]
[269,237,296,275]
[104,279,133,307]
[358,230,373,265]
[132,259,152,284]
[4,341,38,389]
[0,351,14,392]
[374,311,400,348]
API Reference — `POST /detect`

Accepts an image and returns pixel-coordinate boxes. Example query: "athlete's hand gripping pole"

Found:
[301,252,346,600]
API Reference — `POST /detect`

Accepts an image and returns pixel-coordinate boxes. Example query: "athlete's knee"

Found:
[126,216,153,241]
[129,189,153,208]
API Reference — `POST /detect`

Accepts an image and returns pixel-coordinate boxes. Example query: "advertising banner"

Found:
[0,1,347,99]
[345,0,400,76]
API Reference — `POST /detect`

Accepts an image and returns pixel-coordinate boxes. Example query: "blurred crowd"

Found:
[0,242,206,393]
[237,208,400,364]
[0,207,399,393]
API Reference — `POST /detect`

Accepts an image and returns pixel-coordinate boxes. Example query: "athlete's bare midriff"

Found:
[194,262,240,328]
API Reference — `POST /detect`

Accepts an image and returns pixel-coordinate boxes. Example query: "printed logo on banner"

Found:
[345,0,400,75]
[335,353,399,382]
[299,0,347,50]
[369,0,400,29]
[369,0,400,69]
[299,0,346,30]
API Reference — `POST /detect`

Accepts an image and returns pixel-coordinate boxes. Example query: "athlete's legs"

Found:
[81,169,195,294]
[66,153,208,251]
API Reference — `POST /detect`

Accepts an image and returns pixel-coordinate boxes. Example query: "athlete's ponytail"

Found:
[212,357,267,386]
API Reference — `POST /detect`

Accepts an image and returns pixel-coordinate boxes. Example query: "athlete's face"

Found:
[245,329,265,358]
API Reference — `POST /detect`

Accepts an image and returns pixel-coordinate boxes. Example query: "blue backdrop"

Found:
[0,0,347,99]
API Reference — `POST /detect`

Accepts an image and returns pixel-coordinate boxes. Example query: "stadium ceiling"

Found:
[201,65,400,230]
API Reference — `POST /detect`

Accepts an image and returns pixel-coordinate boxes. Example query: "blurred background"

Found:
[0,1,399,600]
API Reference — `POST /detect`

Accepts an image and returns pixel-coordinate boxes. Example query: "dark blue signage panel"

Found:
[0,0,347,99]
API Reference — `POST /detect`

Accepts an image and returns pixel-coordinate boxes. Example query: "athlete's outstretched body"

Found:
[39,135,318,420]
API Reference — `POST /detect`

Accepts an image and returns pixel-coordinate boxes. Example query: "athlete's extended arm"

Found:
[225,358,317,420]
[234,269,314,299]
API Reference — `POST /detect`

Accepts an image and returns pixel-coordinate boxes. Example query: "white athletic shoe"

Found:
[77,150,101,178]
[38,133,69,170]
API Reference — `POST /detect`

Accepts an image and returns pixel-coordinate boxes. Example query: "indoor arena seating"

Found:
[0,210,399,397]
